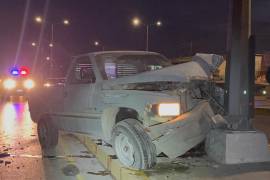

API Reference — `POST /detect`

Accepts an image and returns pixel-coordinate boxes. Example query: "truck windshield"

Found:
[97,54,171,80]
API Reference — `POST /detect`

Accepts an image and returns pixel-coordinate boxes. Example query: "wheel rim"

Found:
[115,133,135,166]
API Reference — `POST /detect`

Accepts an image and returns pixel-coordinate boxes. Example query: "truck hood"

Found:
[102,53,224,89]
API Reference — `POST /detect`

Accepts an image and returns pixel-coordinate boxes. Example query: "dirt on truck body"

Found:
[29,51,226,169]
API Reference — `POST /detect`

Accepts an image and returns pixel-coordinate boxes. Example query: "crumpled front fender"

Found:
[148,101,225,158]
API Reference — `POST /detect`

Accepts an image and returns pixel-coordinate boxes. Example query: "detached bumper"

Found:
[149,101,224,159]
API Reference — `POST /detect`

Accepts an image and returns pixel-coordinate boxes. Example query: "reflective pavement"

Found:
[0,98,112,180]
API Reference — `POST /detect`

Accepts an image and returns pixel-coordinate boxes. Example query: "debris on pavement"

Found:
[87,170,110,176]
[62,164,80,176]
[43,155,57,159]
[43,154,96,159]
[71,155,95,158]
[80,150,90,154]
[4,161,11,166]
[0,152,10,158]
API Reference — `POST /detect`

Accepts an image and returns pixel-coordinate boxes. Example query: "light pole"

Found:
[132,17,162,51]
[34,16,70,76]
[47,19,70,63]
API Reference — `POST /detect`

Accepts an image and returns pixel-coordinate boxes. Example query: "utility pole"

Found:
[146,25,149,51]
[205,0,269,164]
[49,23,54,77]
[190,41,193,55]
[225,0,254,130]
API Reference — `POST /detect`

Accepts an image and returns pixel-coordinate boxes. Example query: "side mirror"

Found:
[266,67,270,84]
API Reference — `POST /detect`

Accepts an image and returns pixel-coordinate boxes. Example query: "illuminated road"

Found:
[0,99,112,180]
[0,99,269,180]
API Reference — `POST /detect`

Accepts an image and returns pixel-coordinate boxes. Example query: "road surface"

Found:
[0,99,113,180]
[0,98,270,180]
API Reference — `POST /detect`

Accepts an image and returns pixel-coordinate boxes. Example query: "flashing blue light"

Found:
[10,68,19,76]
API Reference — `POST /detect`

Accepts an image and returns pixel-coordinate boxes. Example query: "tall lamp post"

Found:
[132,17,162,51]
[34,16,70,76]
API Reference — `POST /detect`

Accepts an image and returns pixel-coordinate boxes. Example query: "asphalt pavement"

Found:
[0,98,270,180]
[0,99,112,180]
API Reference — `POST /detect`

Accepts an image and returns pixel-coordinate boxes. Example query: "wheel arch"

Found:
[101,107,140,141]
[28,97,51,123]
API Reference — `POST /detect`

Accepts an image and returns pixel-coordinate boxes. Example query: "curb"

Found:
[74,133,149,180]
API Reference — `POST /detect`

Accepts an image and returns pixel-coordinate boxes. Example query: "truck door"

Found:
[59,56,101,135]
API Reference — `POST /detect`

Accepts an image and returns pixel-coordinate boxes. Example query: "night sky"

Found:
[0,0,270,75]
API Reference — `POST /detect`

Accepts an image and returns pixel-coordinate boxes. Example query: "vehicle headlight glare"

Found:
[24,79,35,89]
[158,103,180,116]
[3,79,16,90]
[43,82,51,87]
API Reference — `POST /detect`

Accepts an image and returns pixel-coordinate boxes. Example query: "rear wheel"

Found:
[37,117,58,149]
[112,118,156,169]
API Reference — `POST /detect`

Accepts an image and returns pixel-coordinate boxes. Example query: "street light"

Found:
[31,42,36,47]
[63,19,70,25]
[132,17,141,27]
[156,21,162,26]
[94,41,99,46]
[93,41,105,51]
[35,16,42,23]
[132,17,162,51]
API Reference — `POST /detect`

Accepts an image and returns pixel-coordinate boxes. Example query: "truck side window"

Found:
[70,57,96,84]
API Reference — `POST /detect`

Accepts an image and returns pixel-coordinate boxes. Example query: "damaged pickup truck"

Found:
[29,51,226,169]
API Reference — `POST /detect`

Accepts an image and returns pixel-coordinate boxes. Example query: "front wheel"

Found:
[112,119,156,169]
[37,117,58,149]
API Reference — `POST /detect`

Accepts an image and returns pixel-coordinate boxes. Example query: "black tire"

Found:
[112,118,156,169]
[37,117,58,149]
